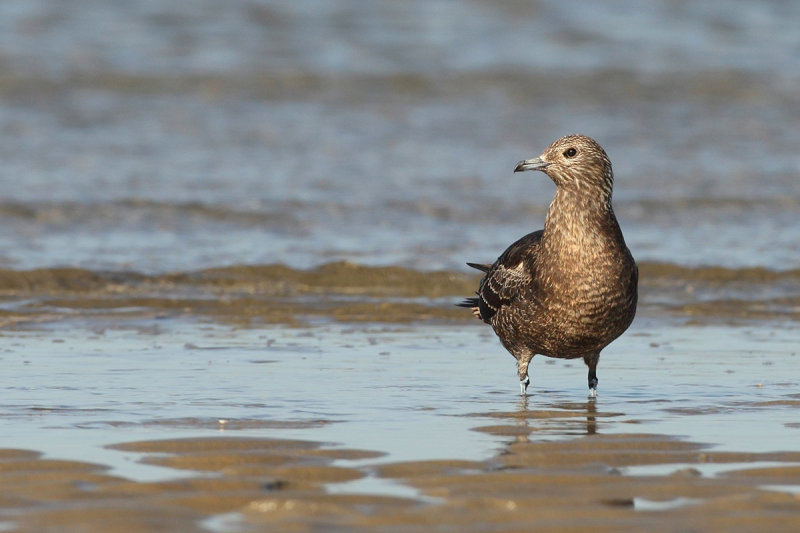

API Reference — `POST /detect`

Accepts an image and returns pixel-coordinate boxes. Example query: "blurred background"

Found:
[2,5,800,527]
[0,0,798,273]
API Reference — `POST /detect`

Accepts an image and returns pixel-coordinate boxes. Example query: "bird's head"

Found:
[514,135,614,198]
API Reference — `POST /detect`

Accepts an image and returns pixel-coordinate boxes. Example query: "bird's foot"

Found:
[588,375,598,399]
[519,376,530,396]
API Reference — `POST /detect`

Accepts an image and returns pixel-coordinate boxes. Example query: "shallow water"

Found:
[0,1,799,273]
[3,316,798,480]
[1,1,799,531]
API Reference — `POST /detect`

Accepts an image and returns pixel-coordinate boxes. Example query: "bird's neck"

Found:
[542,188,622,254]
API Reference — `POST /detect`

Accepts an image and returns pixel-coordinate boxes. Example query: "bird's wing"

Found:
[466,262,491,272]
[462,230,542,323]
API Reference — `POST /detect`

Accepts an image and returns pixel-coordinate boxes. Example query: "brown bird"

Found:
[459,135,638,397]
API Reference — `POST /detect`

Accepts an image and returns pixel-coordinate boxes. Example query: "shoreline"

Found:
[3,421,799,532]
[0,260,798,327]
[2,274,798,531]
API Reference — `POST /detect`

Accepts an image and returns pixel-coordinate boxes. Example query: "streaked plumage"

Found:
[459,135,638,396]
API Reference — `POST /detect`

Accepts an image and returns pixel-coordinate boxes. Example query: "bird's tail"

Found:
[456,297,483,320]
[456,297,480,309]
[459,263,488,320]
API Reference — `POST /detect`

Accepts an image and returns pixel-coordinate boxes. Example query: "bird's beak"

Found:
[514,157,549,173]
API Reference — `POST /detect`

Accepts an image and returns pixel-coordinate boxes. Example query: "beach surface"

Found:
[2,267,800,531]
[1,0,800,531]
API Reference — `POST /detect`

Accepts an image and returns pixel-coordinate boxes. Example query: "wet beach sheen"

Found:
[2,316,800,531]
[1,0,800,531]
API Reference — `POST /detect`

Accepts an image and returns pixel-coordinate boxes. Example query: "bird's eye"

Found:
[563,148,577,158]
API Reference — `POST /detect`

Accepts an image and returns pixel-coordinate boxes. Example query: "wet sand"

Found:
[2,431,799,532]
[2,1,800,531]
[2,284,800,531]
[1,261,798,327]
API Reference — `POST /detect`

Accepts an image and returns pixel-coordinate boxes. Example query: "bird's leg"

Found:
[584,354,599,398]
[516,353,534,396]
[588,368,598,398]
[519,375,530,396]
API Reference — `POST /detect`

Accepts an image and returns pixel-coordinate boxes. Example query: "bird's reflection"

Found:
[516,394,530,412]
[513,393,598,441]
[585,398,597,435]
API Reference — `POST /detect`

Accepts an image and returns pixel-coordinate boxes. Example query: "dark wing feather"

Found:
[466,262,491,272]
[462,230,542,324]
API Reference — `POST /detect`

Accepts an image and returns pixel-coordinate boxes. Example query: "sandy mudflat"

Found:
[2,428,800,532]
[2,266,799,532]
[3,1,800,531]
